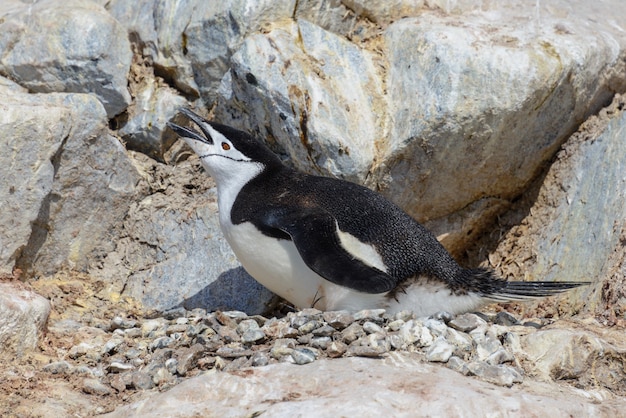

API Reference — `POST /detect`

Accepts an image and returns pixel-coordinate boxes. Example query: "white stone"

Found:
[0,282,50,358]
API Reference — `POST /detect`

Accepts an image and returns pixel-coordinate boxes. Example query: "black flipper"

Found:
[264,209,398,294]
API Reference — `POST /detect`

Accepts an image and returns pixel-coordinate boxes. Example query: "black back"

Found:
[231,165,464,285]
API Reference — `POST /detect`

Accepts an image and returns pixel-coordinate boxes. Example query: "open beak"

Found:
[167,108,214,145]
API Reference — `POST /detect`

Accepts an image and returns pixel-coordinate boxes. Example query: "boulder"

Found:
[0,0,132,117]
[118,69,188,161]
[521,327,626,394]
[0,81,140,276]
[0,80,66,276]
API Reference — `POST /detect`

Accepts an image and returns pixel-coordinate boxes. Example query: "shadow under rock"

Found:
[176,266,279,315]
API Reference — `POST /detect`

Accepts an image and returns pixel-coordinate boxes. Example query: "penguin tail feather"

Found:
[457,268,590,303]
[483,279,590,303]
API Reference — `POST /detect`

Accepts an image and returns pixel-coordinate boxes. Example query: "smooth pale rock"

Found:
[216,18,386,183]
[0,282,50,358]
[426,337,455,362]
[0,0,132,117]
[103,354,620,417]
[380,9,623,253]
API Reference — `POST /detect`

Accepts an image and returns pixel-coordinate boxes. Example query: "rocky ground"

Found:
[1,272,624,417]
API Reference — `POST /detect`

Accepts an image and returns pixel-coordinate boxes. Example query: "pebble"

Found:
[311,336,332,350]
[424,318,448,336]
[347,344,388,358]
[102,338,123,354]
[108,362,134,373]
[150,336,175,351]
[291,348,316,365]
[69,342,95,360]
[353,309,386,322]
[448,313,487,333]
[82,378,113,396]
[447,356,471,375]
[312,324,336,337]
[387,319,405,332]
[327,341,348,358]
[237,319,260,334]
[132,371,155,390]
[322,311,355,330]
[494,311,519,326]
[176,344,205,376]
[431,311,453,323]
[241,329,266,344]
[426,337,456,362]
[298,320,321,334]
[341,322,366,343]
[165,358,178,375]
[466,362,524,387]
[250,352,270,367]
[110,316,137,331]
[270,339,296,359]
[363,321,385,335]
[43,361,72,374]
[42,306,549,394]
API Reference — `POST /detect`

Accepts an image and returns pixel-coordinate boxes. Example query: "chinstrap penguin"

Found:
[168,108,587,317]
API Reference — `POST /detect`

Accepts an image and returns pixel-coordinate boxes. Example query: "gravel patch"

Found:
[45,308,553,393]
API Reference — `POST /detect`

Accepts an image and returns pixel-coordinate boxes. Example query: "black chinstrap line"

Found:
[199,153,254,163]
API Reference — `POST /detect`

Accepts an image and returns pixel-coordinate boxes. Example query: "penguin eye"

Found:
[221,142,231,151]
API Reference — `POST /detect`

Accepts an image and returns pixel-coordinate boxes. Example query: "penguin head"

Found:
[168,108,283,187]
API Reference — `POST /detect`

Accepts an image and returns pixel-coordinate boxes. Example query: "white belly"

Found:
[221,221,386,311]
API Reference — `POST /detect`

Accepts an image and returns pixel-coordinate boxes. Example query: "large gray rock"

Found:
[28,98,139,275]
[106,0,200,97]
[0,81,140,276]
[0,0,132,117]
[0,282,50,358]
[107,0,365,107]
[103,353,622,417]
[380,10,623,249]
[183,0,296,105]
[0,80,66,275]
[488,94,626,318]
